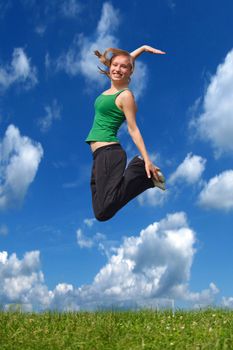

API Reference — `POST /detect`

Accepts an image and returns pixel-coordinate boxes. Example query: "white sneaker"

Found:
[152,170,166,191]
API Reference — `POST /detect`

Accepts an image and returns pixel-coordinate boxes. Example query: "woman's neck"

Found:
[110,81,129,92]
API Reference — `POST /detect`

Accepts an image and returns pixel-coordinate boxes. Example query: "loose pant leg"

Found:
[91,145,127,221]
[116,155,154,206]
[90,144,154,221]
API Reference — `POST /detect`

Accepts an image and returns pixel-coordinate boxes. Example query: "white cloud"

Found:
[130,60,148,99]
[0,251,8,264]
[96,2,119,34]
[222,296,233,308]
[77,229,94,248]
[0,250,52,311]
[68,212,218,309]
[91,212,195,301]
[37,99,62,132]
[181,282,219,308]
[76,228,105,249]
[60,0,82,18]
[0,124,43,210]
[198,170,233,210]
[84,218,96,227]
[169,153,206,185]
[190,49,233,157]
[0,212,219,311]
[0,48,37,90]
[138,187,168,206]
[54,2,147,98]
[55,2,119,84]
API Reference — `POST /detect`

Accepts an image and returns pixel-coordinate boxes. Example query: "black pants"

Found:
[90,144,154,221]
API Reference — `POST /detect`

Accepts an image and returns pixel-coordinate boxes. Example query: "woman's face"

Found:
[109,55,133,83]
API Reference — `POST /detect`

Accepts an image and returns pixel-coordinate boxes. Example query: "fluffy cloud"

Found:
[190,49,233,157]
[0,125,43,210]
[0,251,8,264]
[54,2,119,83]
[37,99,62,132]
[0,48,37,90]
[130,61,148,99]
[169,153,206,185]
[65,212,218,309]
[53,2,147,98]
[222,296,233,308]
[84,218,96,227]
[138,187,168,207]
[77,218,116,258]
[0,250,52,311]
[77,229,105,249]
[198,170,233,210]
[77,229,94,248]
[91,212,196,301]
[0,212,219,311]
[179,282,219,308]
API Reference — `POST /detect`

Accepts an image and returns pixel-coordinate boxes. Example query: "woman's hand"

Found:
[143,45,166,55]
[130,45,166,59]
[145,160,161,181]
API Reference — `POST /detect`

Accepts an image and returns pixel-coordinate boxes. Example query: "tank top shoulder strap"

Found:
[115,88,130,97]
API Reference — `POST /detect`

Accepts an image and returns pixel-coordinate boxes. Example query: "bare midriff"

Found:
[90,141,119,153]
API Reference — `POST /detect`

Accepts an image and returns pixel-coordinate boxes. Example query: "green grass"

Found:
[1,309,233,349]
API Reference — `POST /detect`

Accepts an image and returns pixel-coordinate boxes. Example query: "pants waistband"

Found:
[92,143,122,159]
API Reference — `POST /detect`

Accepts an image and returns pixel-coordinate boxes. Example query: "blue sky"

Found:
[0,0,233,311]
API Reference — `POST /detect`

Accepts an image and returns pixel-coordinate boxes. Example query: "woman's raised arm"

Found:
[130,45,166,60]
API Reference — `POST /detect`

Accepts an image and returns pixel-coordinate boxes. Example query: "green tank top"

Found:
[85,89,128,144]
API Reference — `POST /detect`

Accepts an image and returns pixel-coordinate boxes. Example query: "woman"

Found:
[86,45,166,221]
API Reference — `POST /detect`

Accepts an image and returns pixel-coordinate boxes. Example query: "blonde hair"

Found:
[94,48,134,78]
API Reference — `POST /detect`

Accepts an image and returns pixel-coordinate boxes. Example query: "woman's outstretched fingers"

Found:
[145,162,153,179]
[144,45,166,55]
[145,163,151,178]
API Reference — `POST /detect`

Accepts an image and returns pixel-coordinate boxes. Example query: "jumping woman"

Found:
[86,45,166,221]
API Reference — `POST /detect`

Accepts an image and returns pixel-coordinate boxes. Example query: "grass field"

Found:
[1,309,233,349]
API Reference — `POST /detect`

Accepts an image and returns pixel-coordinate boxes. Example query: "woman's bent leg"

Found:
[113,155,154,210]
[90,145,154,221]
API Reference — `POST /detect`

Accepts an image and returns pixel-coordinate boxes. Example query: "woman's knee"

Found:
[94,206,115,222]
[95,212,111,222]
